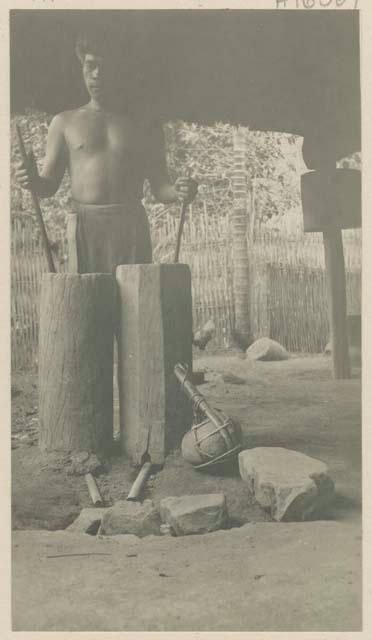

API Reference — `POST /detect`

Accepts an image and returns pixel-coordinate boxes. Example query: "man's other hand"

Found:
[174,176,198,204]
[15,151,38,192]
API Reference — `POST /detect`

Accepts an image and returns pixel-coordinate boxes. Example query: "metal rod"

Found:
[16,123,56,273]
[173,200,188,263]
[174,363,224,425]
[85,473,103,506]
[127,461,152,501]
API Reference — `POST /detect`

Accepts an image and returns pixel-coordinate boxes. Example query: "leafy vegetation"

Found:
[11,110,361,240]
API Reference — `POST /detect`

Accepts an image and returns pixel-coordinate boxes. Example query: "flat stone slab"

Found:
[100,499,160,537]
[67,507,110,535]
[160,494,227,536]
[246,337,289,361]
[239,448,335,521]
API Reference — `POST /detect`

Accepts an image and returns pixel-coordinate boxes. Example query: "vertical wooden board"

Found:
[136,266,165,462]
[38,273,115,453]
[117,266,165,463]
[116,267,142,461]
[116,264,193,465]
[160,264,193,454]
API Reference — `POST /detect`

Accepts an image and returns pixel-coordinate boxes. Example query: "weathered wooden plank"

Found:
[116,264,193,465]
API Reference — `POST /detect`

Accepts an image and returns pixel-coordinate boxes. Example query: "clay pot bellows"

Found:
[181,414,242,469]
[174,362,242,469]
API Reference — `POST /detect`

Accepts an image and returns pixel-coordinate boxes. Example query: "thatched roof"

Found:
[10,10,360,166]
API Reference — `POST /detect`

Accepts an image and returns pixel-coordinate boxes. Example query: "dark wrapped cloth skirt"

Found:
[67,200,152,274]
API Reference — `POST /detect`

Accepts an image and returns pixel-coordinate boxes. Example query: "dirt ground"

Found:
[11,352,362,631]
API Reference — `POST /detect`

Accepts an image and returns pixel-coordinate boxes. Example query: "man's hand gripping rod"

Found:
[16,123,56,273]
[173,168,194,264]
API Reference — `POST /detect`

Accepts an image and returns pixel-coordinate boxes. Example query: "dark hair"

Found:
[75,25,121,63]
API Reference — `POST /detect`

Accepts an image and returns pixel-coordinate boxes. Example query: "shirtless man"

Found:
[16,29,197,273]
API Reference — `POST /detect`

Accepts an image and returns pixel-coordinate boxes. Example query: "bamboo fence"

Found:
[11,205,361,370]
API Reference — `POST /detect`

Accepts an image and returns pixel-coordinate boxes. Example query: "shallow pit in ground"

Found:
[12,441,270,532]
[12,354,361,532]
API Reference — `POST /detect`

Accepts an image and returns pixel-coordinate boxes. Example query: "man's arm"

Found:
[146,122,197,204]
[16,114,67,198]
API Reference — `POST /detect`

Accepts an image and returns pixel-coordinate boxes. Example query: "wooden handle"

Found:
[16,123,56,273]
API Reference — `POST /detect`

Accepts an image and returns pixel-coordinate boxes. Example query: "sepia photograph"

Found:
[4,0,366,633]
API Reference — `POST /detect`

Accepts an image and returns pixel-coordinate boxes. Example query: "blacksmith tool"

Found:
[16,122,56,272]
[174,363,242,469]
[173,200,188,264]
[173,168,195,263]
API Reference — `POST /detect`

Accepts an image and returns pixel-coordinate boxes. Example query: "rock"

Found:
[239,447,335,522]
[66,452,103,476]
[100,500,160,537]
[193,319,216,350]
[67,508,109,535]
[246,338,288,361]
[220,373,246,385]
[160,494,228,536]
[324,341,361,365]
[160,523,173,536]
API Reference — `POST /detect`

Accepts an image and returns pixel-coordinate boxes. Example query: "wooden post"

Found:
[116,264,193,465]
[38,273,115,453]
[301,167,360,379]
[323,227,351,379]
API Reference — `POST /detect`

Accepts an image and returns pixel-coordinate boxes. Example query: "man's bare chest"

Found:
[64,112,145,159]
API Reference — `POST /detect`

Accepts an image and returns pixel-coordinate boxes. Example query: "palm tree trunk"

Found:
[230,126,252,350]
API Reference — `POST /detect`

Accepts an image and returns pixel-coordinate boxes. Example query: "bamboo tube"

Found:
[127,461,152,501]
[85,473,103,507]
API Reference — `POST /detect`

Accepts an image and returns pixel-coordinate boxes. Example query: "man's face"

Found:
[82,53,108,100]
